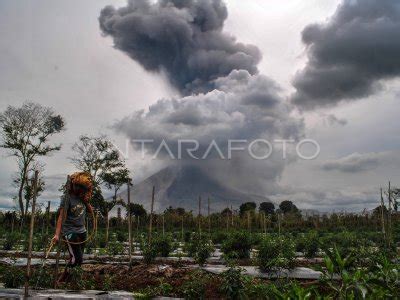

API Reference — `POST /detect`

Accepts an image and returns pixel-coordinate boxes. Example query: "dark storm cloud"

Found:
[99,0,261,94]
[321,152,380,173]
[292,0,400,109]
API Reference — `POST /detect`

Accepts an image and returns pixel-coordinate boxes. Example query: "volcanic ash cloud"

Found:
[99,0,304,194]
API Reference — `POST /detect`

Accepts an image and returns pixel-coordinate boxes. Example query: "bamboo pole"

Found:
[11,212,14,233]
[127,178,133,269]
[247,211,251,231]
[162,214,165,237]
[198,196,202,235]
[380,188,386,243]
[208,197,211,234]
[148,186,155,244]
[231,205,234,228]
[226,207,229,230]
[24,170,39,298]
[387,181,392,248]
[137,216,140,240]
[263,212,267,235]
[46,201,51,235]
[278,213,281,236]
[181,216,184,242]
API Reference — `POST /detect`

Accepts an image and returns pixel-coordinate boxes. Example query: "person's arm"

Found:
[85,202,94,215]
[53,208,64,242]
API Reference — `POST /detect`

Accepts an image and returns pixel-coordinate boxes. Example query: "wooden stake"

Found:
[278,213,281,236]
[208,197,211,234]
[181,216,184,242]
[46,201,51,235]
[387,181,392,248]
[263,212,267,235]
[226,207,229,230]
[247,211,251,232]
[380,188,386,240]
[127,178,133,269]
[198,195,202,235]
[231,205,234,227]
[24,170,39,298]
[11,212,14,233]
[148,186,155,244]
[137,215,140,239]
[162,214,165,237]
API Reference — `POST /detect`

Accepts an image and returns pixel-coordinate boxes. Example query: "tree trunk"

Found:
[148,186,155,244]
[24,171,38,298]
[127,180,132,270]
[18,165,28,217]
[105,209,110,246]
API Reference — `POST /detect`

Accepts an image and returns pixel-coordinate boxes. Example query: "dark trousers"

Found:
[64,232,87,267]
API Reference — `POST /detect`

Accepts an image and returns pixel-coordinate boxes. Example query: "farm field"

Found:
[0,209,399,299]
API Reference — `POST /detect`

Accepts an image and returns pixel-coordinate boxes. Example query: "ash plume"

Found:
[99,0,261,95]
[100,0,304,194]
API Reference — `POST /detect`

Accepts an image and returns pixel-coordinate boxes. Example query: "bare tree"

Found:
[70,135,124,186]
[0,102,65,216]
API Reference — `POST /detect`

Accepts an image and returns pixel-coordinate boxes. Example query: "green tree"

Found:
[101,167,130,244]
[70,135,126,215]
[164,206,186,216]
[70,135,124,186]
[126,203,147,218]
[0,102,65,216]
[239,202,256,216]
[279,200,298,214]
[13,161,45,216]
[259,201,275,215]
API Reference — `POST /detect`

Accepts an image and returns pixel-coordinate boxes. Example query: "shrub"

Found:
[141,238,157,264]
[269,282,318,299]
[107,241,124,255]
[2,264,24,288]
[30,267,53,288]
[211,231,228,244]
[220,264,249,300]
[221,231,253,259]
[102,274,113,291]
[256,235,295,272]
[321,231,362,257]
[136,279,173,298]
[3,232,19,250]
[194,240,214,266]
[34,234,50,252]
[181,270,210,299]
[295,234,306,253]
[98,233,107,248]
[186,233,214,266]
[153,235,173,257]
[304,231,319,258]
[116,231,126,243]
[85,239,96,254]
[184,231,192,243]
[245,281,276,299]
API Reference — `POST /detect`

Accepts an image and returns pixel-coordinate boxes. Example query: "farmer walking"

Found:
[52,172,94,283]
